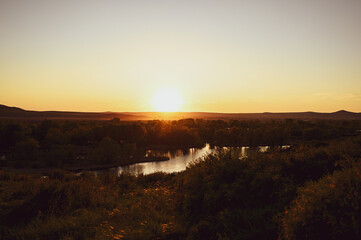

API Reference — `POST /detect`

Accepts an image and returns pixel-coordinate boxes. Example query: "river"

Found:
[95,144,290,176]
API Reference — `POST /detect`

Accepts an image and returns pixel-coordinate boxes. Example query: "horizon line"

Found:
[1,104,360,115]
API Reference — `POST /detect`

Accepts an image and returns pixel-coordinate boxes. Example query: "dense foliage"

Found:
[0,119,359,169]
[0,171,184,240]
[0,119,361,239]
[280,163,361,240]
[174,135,361,239]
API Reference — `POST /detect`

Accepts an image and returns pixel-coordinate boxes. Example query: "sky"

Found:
[0,0,361,113]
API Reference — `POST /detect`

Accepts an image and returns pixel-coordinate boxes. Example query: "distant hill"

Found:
[0,104,136,120]
[0,104,360,121]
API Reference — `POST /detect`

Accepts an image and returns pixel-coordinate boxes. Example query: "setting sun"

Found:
[152,87,184,112]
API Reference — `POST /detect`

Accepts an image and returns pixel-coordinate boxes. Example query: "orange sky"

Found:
[1,0,361,113]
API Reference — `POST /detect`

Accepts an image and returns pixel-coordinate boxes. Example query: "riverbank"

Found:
[1,155,170,175]
[68,156,170,173]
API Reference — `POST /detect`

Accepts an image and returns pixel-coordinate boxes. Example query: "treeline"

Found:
[1,135,361,239]
[0,118,360,168]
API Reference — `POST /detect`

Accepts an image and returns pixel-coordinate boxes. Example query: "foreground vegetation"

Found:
[1,132,361,239]
[0,171,183,240]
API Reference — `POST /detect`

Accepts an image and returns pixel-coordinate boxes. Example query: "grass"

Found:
[0,171,184,240]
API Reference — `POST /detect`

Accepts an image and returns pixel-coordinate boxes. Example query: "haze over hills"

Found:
[1,104,361,121]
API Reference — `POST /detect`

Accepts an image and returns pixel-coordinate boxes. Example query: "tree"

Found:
[93,137,120,164]
[14,138,40,161]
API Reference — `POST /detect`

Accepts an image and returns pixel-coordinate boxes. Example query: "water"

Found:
[96,144,290,176]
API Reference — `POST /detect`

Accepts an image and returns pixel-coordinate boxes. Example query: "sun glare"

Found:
[152,87,184,112]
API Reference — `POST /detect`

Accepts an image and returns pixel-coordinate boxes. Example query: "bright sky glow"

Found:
[152,87,184,112]
[0,0,360,112]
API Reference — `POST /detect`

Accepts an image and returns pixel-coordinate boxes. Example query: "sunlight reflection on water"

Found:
[96,144,290,176]
[116,144,212,175]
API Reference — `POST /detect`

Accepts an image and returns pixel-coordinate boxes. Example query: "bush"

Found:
[176,149,284,240]
[280,164,361,240]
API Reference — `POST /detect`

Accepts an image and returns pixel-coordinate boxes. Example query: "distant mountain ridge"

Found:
[0,104,360,121]
[0,104,135,120]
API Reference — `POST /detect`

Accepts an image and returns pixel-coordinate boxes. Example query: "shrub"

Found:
[280,163,361,240]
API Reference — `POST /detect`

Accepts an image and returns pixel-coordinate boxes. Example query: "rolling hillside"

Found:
[1,104,360,121]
